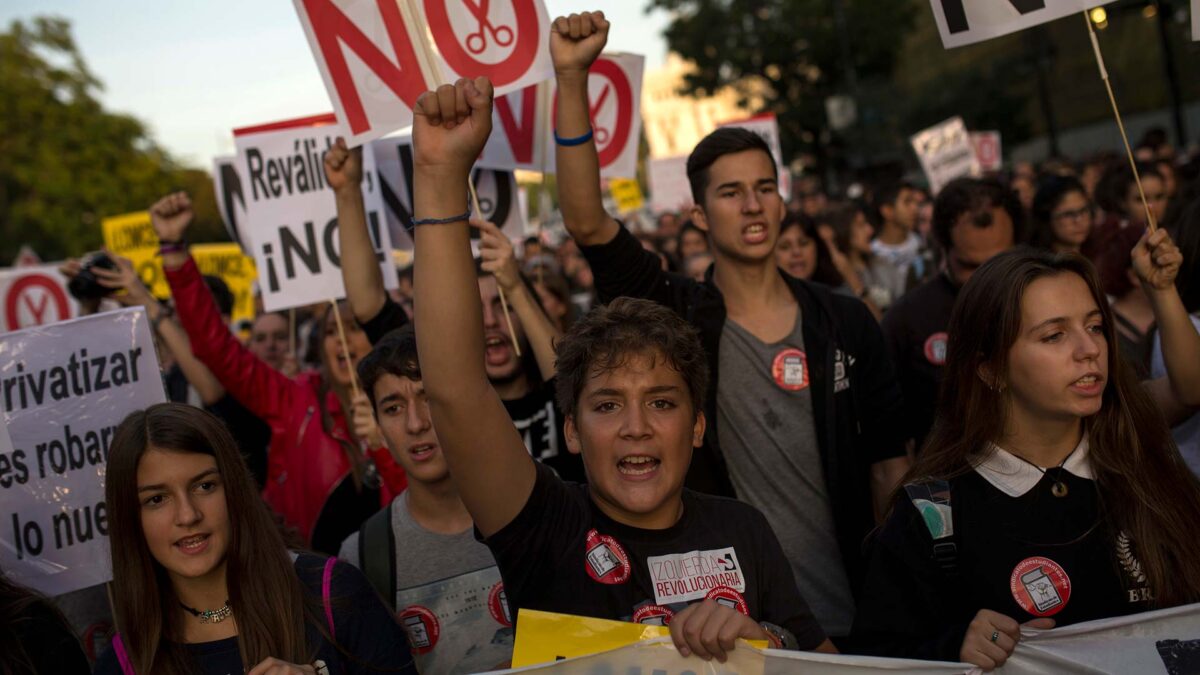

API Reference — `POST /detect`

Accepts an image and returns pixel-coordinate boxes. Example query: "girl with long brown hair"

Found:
[851,241,1200,671]
[94,403,414,675]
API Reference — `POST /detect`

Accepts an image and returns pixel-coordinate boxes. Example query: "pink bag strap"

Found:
[322,556,337,640]
[113,632,135,675]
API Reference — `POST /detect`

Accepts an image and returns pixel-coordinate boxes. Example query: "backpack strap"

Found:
[903,478,958,574]
[113,633,135,675]
[322,556,338,640]
[358,501,397,611]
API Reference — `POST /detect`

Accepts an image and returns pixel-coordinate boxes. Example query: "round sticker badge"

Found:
[1010,557,1072,617]
[705,586,749,616]
[584,528,631,584]
[632,604,675,626]
[488,581,512,627]
[398,605,441,654]
[771,348,809,391]
[924,332,949,366]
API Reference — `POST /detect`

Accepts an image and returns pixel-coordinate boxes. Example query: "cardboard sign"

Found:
[609,178,645,214]
[720,113,792,201]
[213,155,252,254]
[542,53,645,179]
[372,133,526,252]
[970,131,1003,173]
[190,244,258,329]
[234,114,399,312]
[479,82,550,173]
[292,0,554,146]
[0,266,79,332]
[647,156,693,214]
[0,308,165,596]
[911,117,980,194]
[101,211,169,299]
[930,0,1118,49]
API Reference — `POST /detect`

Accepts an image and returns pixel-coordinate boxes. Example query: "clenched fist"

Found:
[550,11,609,78]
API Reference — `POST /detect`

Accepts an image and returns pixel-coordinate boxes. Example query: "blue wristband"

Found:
[412,209,471,226]
[554,128,594,147]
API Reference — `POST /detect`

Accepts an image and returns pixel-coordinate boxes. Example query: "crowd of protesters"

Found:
[5,9,1200,675]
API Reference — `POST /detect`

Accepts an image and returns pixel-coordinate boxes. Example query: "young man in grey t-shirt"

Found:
[337,326,512,674]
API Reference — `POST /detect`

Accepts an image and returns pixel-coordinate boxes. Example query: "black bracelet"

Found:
[412,209,471,226]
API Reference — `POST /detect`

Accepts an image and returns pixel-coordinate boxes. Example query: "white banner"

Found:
[213,155,252,254]
[930,0,1119,49]
[0,265,79,332]
[373,133,527,252]
[0,308,165,596]
[234,114,399,312]
[970,131,1003,173]
[648,155,693,214]
[912,117,980,195]
[543,53,645,179]
[292,0,555,146]
[720,113,792,201]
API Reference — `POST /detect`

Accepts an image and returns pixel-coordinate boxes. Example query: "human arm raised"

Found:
[325,139,395,326]
[1134,228,1200,406]
[412,78,536,537]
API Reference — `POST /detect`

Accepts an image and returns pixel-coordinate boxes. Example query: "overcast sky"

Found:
[2,1,669,169]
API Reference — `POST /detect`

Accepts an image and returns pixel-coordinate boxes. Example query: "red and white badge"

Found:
[398,605,441,654]
[632,604,675,626]
[488,580,512,627]
[705,586,749,616]
[924,332,949,366]
[585,529,631,584]
[1010,557,1072,617]
[771,348,809,391]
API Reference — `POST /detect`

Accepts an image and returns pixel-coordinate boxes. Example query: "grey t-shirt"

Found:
[340,494,512,674]
[716,314,856,636]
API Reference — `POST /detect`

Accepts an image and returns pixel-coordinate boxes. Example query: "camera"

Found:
[67,252,119,301]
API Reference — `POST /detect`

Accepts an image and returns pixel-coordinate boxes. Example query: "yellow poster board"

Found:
[609,178,645,214]
[191,243,258,328]
[101,211,168,298]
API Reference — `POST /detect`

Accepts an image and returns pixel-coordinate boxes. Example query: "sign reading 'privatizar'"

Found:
[292,0,555,146]
[930,0,1118,49]
[233,114,399,312]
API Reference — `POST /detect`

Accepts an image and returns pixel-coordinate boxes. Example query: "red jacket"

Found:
[165,258,405,544]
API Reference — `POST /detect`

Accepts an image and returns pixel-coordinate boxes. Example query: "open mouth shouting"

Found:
[484,333,512,366]
[1069,372,1104,396]
[742,222,768,245]
[617,455,661,481]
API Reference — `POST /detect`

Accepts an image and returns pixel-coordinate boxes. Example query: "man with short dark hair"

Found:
[882,178,1020,454]
[548,11,910,641]
[870,181,925,299]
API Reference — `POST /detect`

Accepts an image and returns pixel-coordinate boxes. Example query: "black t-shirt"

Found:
[502,380,584,483]
[852,467,1151,661]
[482,463,827,649]
[9,601,90,674]
[311,474,381,556]
[881,273,958,452]
[94,554,416,675]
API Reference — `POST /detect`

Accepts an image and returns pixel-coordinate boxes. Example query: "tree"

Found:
[645,0,918,168]
[0,17,224,262]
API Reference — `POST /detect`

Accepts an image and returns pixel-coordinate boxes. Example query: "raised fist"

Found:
[550,11,609,77]
[149,192,193,243]
[1132,227,1183,292]
[412,77,494,176]
[323,137,363,194]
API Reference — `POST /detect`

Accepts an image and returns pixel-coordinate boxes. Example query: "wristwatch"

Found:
[758,621,797,650]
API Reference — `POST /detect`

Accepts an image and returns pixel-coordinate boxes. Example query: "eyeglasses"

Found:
[1052,206,1092,223]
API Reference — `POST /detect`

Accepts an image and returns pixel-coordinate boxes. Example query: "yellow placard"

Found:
[101,211,169,299]
[609,178,645,214]
[191,243,258,329]
[511,609,766,668]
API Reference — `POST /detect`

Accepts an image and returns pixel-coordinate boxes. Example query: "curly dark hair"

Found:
[932,177,1026,252]
[555,297,709,418]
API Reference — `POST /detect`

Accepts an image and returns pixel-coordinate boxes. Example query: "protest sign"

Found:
[0,266,79,332]
[1194,0,1199,41]
[479,82,550,173]
[190,243,258,329]
[609,178,644,214]
[911,117,980,194]
[292,0,554,146]
[0,308,164,596]
[12,246,41,268]
[234,113,399,312]
[543,53,645,179]
[970,131,1003,173]
[720,112,792,200]
[373,133,527,251]
[648,155,693,214]
[930,0,1118,49]
[213,155,252,254]
[101,211,169,299]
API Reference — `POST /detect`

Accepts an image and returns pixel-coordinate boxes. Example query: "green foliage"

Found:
[0,17,224,263]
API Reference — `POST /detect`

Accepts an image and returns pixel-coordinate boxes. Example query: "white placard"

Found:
[930,0,1118,49]
[213,155,252,254]
[0,308,165,596]
[647,156,693,214]
[911,117,980,194]
[234,114,399,312]
[0,265,79,332]
[970,131,1003,173]
[543,53,645,179]
[720,112,792,201]
[479,82,549,173]
[1193,0,1199,40]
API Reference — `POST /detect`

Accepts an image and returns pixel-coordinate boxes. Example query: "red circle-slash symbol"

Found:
[5,273,70,330]
[425,0,540,86]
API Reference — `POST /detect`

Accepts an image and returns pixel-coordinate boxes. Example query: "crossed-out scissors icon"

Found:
[590,84,612,145]
[464,0,514,54]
